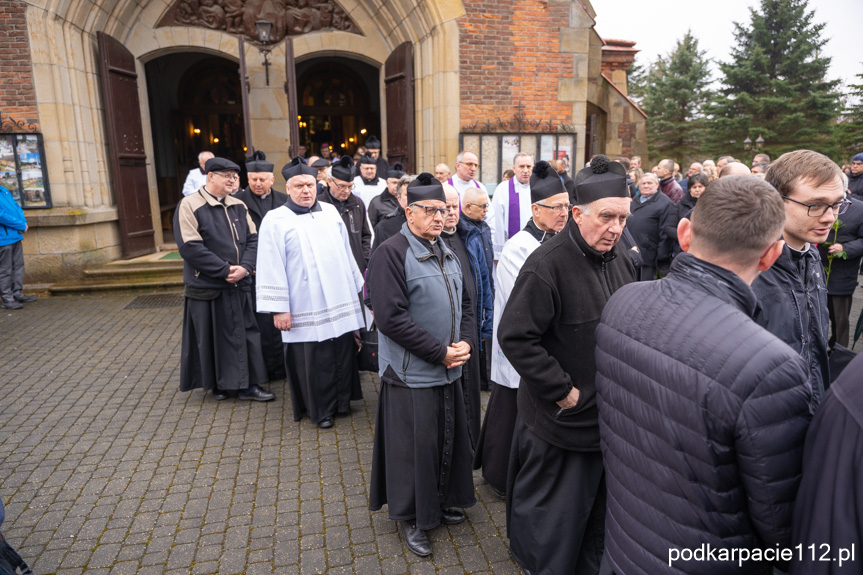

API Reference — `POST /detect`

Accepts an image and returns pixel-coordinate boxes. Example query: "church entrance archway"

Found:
[144,53,246,234]
[296,57,380,160]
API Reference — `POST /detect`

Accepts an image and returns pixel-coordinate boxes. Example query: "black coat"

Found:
[459,215,495,293]
[816,197,863,295]
[316,189,372,273]
[666,191,697,257]
[234,187,288,230]
[790,352,863,575]
[753,244,829,406]
[848,171,863,202]
[596,253,812,575]
[370,207,407,259]
[367,191,399,229]
[628,191,675,269]
[498,219,635,451]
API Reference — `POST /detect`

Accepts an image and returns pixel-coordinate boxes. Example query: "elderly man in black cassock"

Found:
[498,155,635,574]
[234,151,288,381]
[174,157,275,402]
[367,174,476,558]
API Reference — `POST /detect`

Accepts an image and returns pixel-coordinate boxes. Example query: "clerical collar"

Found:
[285,196,321,215]
[361,176,379,186]
[524,218,556,244]
[455,175,471,186]
[203,187,225,203]
[442,228,456,236]
[514,179,529,189]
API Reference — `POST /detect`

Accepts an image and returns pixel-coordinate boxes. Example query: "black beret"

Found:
[358,153,377,165]
[364,135,381,149]
[574,155,630,204]
[310,158,330,169]
[406,173,446,204]
[204,157,241,174]
[386,162,405,180]
[331,156,354,182]
[530,161,566,204]
[245,150,274,173]
[281,156,317,180]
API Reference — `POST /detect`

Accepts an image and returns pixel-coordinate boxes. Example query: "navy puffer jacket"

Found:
[596,253,812,575]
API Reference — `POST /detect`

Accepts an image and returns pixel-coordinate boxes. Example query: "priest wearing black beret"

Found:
[498,155,636,574]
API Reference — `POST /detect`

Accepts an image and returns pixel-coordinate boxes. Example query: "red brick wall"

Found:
[458,0,573,128]
[0,0,39,129]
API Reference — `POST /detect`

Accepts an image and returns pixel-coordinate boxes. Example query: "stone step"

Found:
[49,276,185,295]
[84,262,184,280]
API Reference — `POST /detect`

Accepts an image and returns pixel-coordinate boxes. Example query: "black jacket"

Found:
[370,207,407,259]
[791,352,863,575]
[459,215,495,293]
[848,171,863,202]
[233,187,288,230]
[816,197,863,296]
[368,191,399,229]
[498,219,635,451]
[173,188,257,290]
[666,190,697,257]
[317,189,372,273]
[628,191,675,269]
[596,253,812,575]
[753,244,829,404]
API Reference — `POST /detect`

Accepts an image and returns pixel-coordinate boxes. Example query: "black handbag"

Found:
[0,532,33,575]
[357,323,379,372]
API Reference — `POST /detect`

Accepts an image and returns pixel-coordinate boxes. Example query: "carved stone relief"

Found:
[157,0,361,42]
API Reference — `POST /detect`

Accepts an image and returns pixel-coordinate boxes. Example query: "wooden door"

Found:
[384,42,415,173]
[98,32,156,259]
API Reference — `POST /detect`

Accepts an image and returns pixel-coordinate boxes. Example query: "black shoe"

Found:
[318,417,334,429]
[238,384,275,402]
[1,299,22,310]
[441,507,465,525]
[211,389,230,401]
[490,486,506,500]
[13,293,37,303]
[399,521,431,557]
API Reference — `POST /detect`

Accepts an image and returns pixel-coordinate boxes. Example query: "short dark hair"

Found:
[691,176,785,261]
[753,153,771,164]
[615,156,631,171]
[687,172,710,191]
[764,150,842,197]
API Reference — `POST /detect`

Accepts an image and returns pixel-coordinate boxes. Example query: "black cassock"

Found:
[180,286,269,393]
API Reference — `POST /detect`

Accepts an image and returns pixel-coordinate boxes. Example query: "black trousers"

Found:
[827,294,853,349]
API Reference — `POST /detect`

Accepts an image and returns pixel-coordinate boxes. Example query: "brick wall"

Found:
[458,0,573,128]
[0,0,39,129]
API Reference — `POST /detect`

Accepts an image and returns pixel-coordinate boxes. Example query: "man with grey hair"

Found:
[656,158,683,203]
[491,152,534,260]
[499,155,635,573]
[182,151,214,196]
[596,175,811,575]
[434,163,451,183]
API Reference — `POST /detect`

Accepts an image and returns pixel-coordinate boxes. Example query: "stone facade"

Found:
[8,0,645,283]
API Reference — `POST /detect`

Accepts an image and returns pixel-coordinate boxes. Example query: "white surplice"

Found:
[256,202,365,343]
[353,176,387,209]
[490,228,541,388]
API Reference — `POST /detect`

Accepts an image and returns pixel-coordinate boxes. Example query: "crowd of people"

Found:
[173,136,863,574]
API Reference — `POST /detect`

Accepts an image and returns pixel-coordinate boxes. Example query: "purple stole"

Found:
[508,177,520,238]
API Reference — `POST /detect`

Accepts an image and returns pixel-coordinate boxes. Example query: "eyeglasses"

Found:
[535,202,572,213]
[412,204,448,217]
[212,172,239,181]
[330,180,352,192]
[782,196,850,217]
[469,203,489,210]
[459,162,480,169]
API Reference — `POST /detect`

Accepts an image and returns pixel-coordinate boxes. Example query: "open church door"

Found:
[384,42,415,173]
[97,32,156,258]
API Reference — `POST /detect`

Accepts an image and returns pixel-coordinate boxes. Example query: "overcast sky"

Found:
[593,0,859,90]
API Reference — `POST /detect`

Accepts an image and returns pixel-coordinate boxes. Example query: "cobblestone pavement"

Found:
[3,285,863,575]
[0,290,519,574]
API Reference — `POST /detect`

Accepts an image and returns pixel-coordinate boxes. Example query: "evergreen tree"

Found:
[832,69,863,161]
[626,60,647,105]
[707,0,839,159]
[639,31,712,164]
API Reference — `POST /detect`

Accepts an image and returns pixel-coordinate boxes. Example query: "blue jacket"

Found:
[0,186,26,247]
[457,218,493,343]
[367,222,475,388]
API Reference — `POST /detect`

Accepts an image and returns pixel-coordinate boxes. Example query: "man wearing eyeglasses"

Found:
[174,156,274,403]
[318,156,372,274]
[367,174,476,558]
[753,150,848,403]
[848,153,863,201]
